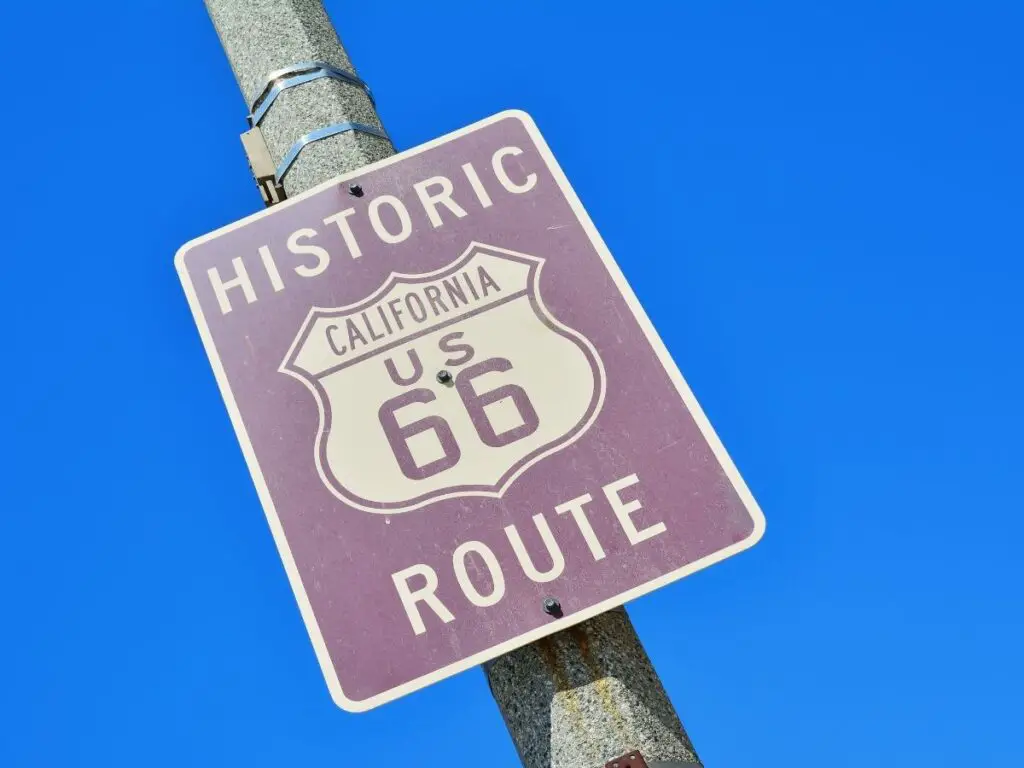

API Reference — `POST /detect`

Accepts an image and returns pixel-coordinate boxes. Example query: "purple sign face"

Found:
[176,111,765,711]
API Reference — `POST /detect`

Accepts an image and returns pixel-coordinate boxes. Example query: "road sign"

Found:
[176,111,765,711]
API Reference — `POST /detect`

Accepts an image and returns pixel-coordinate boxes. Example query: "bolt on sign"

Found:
[176,111,765,711]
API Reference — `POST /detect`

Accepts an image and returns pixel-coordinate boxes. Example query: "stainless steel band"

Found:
[240,60,391,204]
[248,60,376,126]
[275,120,390,183]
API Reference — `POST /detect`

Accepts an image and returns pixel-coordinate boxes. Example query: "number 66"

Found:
[378,357,540,481]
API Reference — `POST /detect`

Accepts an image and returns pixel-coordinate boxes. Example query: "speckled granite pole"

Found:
[203,3,699,767]
[204,0,394,197]
[485,608,699,768]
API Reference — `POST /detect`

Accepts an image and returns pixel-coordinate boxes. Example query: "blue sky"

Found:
[2,1,1022,766]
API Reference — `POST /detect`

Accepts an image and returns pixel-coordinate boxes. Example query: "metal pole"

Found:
[202,2,701,766]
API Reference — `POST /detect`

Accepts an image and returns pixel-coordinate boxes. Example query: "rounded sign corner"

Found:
[327,683,379,714]
[494,108,539,132]
[174,240,197,276]
[744,503,768,549]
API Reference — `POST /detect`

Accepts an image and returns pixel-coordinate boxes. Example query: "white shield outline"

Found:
[279,241,607,514]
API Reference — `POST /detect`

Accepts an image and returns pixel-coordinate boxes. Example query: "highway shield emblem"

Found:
[280,242,606,513]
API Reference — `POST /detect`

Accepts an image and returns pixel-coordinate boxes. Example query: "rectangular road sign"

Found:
[176,111,765,711]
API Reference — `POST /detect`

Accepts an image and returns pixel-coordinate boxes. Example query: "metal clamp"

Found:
[248,60,375,126]
[240,127,285,207]
[240,120,389,206]
[275,120,391,184]
[240,62,390,205]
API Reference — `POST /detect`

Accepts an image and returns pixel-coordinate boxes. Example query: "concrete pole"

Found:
[202,2,701,766]
[484,608,699,768]
[204,0,393,197]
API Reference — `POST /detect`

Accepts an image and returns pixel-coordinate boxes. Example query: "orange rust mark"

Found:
[535,636,568,692]
[570,625,598,677]
[534,627,632,756]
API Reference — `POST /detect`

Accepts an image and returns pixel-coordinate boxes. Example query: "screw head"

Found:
[348,183,364,197]
[542,596,562,616]
[436,369,453,384]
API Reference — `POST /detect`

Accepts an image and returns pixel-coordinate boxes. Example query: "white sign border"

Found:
[175,110,767,713]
